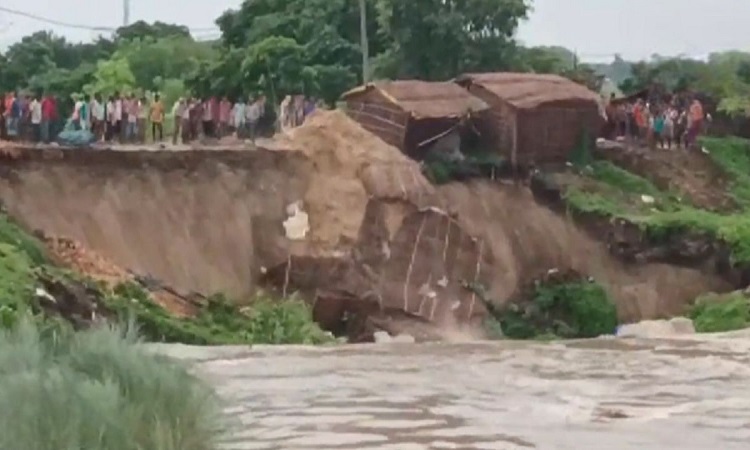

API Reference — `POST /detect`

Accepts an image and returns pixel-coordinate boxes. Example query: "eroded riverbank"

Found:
[154,334,750,449]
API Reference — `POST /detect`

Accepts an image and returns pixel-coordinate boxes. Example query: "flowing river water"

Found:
[152,332,750,450]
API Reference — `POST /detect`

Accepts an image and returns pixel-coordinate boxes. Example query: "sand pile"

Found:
[272,110,437,253]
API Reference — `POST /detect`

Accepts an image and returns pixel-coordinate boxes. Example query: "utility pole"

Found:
[359,0,369,83]
[123,0,130,26]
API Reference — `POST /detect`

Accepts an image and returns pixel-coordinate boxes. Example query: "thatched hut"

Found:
[341,80,490,159]
[455,73,604,168]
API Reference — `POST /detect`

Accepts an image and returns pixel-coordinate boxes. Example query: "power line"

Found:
[0,6,116,31]
[0,6,219,34]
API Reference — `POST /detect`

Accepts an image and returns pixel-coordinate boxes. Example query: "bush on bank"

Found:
[0,319,223,450]
[477,271,619,340]
[499,278,618,339]
[690,291,750,333]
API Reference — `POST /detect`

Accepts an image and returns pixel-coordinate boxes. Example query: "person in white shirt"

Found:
[72,95,84,130]
[106,95,116,142]
[172,98,186,145]
[90,94,104,141]
[30,95,42,142]
[245,95,265,143]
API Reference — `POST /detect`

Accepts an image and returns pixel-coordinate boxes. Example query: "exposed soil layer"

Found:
[594,140,736,211]
[0,112,734,333]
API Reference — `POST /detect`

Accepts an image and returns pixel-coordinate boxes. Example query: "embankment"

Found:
[0,112,732,333]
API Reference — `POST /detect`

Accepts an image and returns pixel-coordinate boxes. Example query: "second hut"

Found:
[455,73,604,169]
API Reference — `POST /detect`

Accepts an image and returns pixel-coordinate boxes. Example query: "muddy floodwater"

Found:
[152,333,750,449]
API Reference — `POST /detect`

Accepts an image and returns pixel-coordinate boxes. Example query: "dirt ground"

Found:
[594,140,735,211]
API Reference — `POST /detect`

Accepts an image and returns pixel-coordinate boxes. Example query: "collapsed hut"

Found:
[455,73,604,168]
[341,80,490,159]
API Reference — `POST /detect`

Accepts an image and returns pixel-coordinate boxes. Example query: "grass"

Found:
[701,136,750,206]
[689,291,750,333]
[0,319,223,450]
[498,278,617,339]
[562,140,750,264]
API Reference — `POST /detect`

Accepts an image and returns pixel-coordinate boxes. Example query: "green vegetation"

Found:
[562,138,750,264]
[477,274,618,340]
[0,319,222,450]
[690,291,750,333]
[498,278,617,339]
[109,283,333,345]
[0,212,332,345]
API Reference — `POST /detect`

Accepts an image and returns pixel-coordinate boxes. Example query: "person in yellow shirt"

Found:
[150,94,165,142]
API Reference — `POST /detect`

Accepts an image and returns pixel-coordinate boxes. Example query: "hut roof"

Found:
[341,80,489,119]
[456,72,601,109]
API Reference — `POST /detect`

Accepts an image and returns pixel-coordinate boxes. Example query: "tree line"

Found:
[1,0,749,119]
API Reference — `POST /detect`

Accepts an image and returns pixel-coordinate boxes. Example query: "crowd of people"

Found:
[1,91,321,145]
[604,95,709,149]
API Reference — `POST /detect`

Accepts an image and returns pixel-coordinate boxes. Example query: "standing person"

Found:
[19,95,30,141]
[118,93,129,143]
[219,96,231,138]
[30,95,42,142]
[71,94,83,130]
[190,98,204,141]
[201,98,213,138]
[40,94,55,143]
[150,94,165,142]
[4,92,20,140]
[686,99,704,149]
[232,97,246,138]
[80,95,90,131]
[662,107,675,149]
[245,94,265,144]
[90,94,104,141]
[137,96,148,143]
[106,95,117,142]
[170,97,185,145]
[633,100,646,143]
[126,95,139,143]
[652,108,665,149]
[210,96,220,137]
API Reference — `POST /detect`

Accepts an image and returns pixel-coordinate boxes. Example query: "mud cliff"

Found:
[0,111,731,331]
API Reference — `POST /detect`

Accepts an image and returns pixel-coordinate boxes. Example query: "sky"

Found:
[1,0,749,62]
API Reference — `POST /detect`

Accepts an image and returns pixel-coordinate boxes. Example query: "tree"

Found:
[373,0,531,80]
[114,36,217,90]
[84,58,137,97]
[194,0,375,104]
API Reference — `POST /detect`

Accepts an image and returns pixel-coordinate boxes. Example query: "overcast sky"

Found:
[1,0,749,62]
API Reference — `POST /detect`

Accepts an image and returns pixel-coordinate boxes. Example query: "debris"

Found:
[640,195,655,204]
[283,202,310,240]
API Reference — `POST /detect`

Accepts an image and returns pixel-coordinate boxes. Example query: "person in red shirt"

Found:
[41,94,57,143]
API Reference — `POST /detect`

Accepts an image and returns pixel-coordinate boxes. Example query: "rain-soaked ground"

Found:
[151,333,750,450]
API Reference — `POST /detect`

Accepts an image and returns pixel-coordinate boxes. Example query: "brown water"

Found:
[153,333,750,449]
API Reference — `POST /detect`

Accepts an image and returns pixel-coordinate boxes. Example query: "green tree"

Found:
[373,0,531,80]
[114,36,217,90]
[84,58,137,97]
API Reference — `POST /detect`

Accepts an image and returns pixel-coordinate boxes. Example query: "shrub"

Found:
[498,276,618,339]
[690,292,750,333]
[109,282,333,345]
[0,319,223,450]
